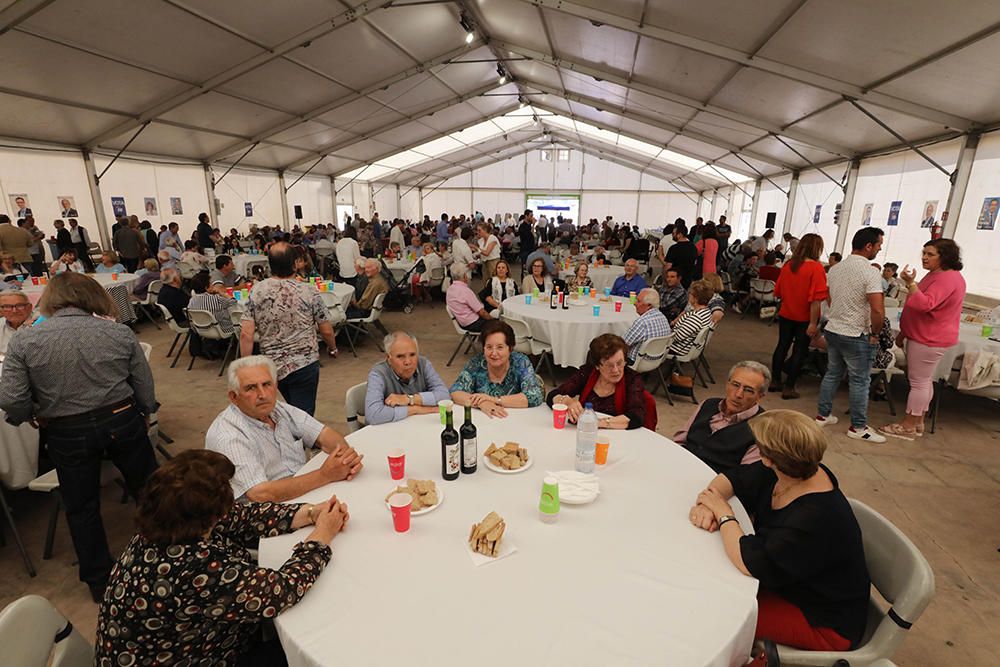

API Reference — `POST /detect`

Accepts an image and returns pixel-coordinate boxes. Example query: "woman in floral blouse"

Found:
[95,450,348,667]
[450,319,544,418]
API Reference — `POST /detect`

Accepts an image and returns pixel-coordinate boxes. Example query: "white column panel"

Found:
[94,159,211,242]
[400,188,421,222]
[526,149,555,190]
[637,193,668,230]
[752,176,792,237]
[286,175,335,227]
[554,149,584,189]
[945,133,1000,299]
[0,146,96,252]
[351,182,371,219]
[372,184,399,220]
[211,168,282,233]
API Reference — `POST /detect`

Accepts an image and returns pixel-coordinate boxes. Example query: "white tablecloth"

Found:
[384,259,416,282]
[502,294,639,367]
[560,265,625,292]
[21,273,138,323]
[0,405,39,490]
[233,254,268,277]
[887,308,1000,381]
[317,283,354,326]
[258,408,757,667]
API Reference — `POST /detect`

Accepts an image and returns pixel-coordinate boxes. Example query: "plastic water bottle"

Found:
[575,403,597,473]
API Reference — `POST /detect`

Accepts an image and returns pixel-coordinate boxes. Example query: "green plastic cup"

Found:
[983,325,994,338]
[539,476,560,523]
[438,399,453,425]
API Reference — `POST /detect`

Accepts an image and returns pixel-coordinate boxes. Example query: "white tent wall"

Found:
[285,176,335,228]
[95,158,210,245]
[0,146,96,249]
[350,183,371,220]
[473,154,528,189]
[790,165,850,257]
[400,188,421,222]
[472,191,525,219]
[944,132,1000,301]
[579,158,640,191]
[210,167,282,233]
[843,140,960,277]
[751,175,793,238]
[372,184,399,221]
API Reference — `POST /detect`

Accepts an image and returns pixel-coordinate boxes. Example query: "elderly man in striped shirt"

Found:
[206,356,363,502]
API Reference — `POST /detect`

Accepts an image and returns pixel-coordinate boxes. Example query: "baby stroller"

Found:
[379,257,423,314]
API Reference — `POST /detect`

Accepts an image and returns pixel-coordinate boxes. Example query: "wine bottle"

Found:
[460,404,477,474]
[549,289,557,309]
[441,405,460,480]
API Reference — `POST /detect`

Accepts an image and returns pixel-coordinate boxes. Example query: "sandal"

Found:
[879,423,918,440]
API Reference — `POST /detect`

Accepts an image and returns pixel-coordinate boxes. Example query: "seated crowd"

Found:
[3,209,935,667]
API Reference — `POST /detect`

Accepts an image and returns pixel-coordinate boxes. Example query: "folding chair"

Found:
[445,304,479,366]
[345,382,367,433]
[185,308,238,376]
[502,314,556,385]
[134,279,162,329]
[627,334,675,406]
[0,595,94,667]
[665,324,714,404]
[156,303,190,368]
[344,292,387,356]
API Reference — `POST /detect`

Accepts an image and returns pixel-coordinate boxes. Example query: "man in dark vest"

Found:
[674,360,769,473]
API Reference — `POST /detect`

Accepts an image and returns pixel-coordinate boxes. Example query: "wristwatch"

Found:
[407,394,414,406]
[717,515,738,529]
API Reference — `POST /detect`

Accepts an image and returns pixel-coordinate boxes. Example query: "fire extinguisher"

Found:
[931,211,945,240]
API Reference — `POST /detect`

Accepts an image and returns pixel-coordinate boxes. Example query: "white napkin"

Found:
[465,537,517,566]
[546,470,600,504]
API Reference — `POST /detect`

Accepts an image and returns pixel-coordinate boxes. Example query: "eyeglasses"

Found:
[0,304,31,311]
[728,380,759,397]
[600,359,626,371]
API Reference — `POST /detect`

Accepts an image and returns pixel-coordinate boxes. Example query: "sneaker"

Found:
[815,414,838,426]
[731,303,743,314]
[847,426,887,443]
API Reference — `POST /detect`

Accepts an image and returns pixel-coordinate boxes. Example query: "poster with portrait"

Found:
[244,202,253,217]
[9,194,32,218]
[170,197,183,215]
[861,203,873,226]
[919,200,938,228]
[978,196,999,231]
[886,200,902,227]
[56,196,78,217]
[111,196,127,218]
[144,197,158,216]
[812,204,822,224]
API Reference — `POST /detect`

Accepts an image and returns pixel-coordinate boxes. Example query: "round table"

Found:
[560,265,624,292]
[0,404,39,490]
[20,273,138,323]
[233,254,268,278]
[502,293,638,368]
[887,307,1000,381]
[258,408,757,667]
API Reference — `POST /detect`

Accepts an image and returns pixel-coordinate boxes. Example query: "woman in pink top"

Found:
[881,239,966,438]
[695,223,719,276]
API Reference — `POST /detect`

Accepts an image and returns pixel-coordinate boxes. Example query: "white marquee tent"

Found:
[1,0,999,296]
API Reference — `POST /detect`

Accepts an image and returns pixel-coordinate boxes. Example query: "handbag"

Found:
[759,305,777,319]
[668,372,694,396]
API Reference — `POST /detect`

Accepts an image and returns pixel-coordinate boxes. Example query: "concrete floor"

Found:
[1,283,998,666]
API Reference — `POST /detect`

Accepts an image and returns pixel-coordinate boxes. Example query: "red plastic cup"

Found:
[30,276,39,285]
[111,273,118,281]
[388,493,413,533]
[614,301,622,312]
[553,403,568,429]
[226,287,234,297]
[387,448,405,480]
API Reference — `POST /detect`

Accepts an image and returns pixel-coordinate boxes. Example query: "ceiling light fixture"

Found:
[497,62,508,85]
[518,95,527,109]
[458,12,475,44]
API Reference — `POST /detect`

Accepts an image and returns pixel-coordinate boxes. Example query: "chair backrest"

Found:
[849,498,934,652]
[750,278,776,299]
[718,271,733,293]
[139,342,152,361]
[177,261,200,279]
[884,296,900,308]
[367,292,387,322]
[0,595,94,667]
[156,303,188,333]
[446,304,473,335]
[629,334,674,372]
[501,314,533,355]
[186,308,229,340]
[345,382,367,433]
[146,279,162,300]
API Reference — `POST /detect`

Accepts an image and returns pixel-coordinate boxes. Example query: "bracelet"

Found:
[717,515,738,529]
[306,504,316,524]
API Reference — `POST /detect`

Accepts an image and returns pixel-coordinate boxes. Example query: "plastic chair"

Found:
[0,595,94,667]
[137,342,174,459]
[743,278,777,320]
[185,308,237,376]
[502,314,556,385]
[870,356,905,417]
[445,304,479,366]
[177,261,201,280]
[0,485,35,576]
[627,334,675,406]
[345,382,367,433]
[344,292,387,356]
[133,279,162,329]
[666,324,714,404]
[156,303,190,368]
[773,499,935,666]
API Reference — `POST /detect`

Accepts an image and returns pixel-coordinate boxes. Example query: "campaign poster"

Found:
[9,194,31,218]
[57,196,78,217]
[244,202,254,217]
[861,203,873,226]
[170,197,183,215]
[977,196,999,231]
[111,196,127,218]
[886,200,902,226]
[812,204,822,224]
[919,200,938,228]
[144,197,158,216]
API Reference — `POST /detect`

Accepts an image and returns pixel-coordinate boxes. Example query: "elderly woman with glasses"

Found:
[547,334,648,430]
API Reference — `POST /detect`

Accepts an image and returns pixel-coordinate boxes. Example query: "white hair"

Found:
[384,331,418,354]
[638,287,659,307]
[227,355,277,392]
[0,290,29,303]
[728,360,771,393]
[451,264,469,281]
[160,267,180,285]
[354,257,367,270]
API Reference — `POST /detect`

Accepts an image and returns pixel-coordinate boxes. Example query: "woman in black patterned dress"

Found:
[95,450,349,667]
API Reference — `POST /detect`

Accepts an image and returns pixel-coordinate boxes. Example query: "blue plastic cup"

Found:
[603,287,611,297]
[583,286,590,296]
[592,305,600,317]
[525,294,533,305]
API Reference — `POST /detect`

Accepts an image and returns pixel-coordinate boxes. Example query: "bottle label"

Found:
[445,443,460,474]
[462,438,477,467]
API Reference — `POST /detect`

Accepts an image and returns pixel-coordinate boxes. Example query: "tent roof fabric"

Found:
[1,0,996,187]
